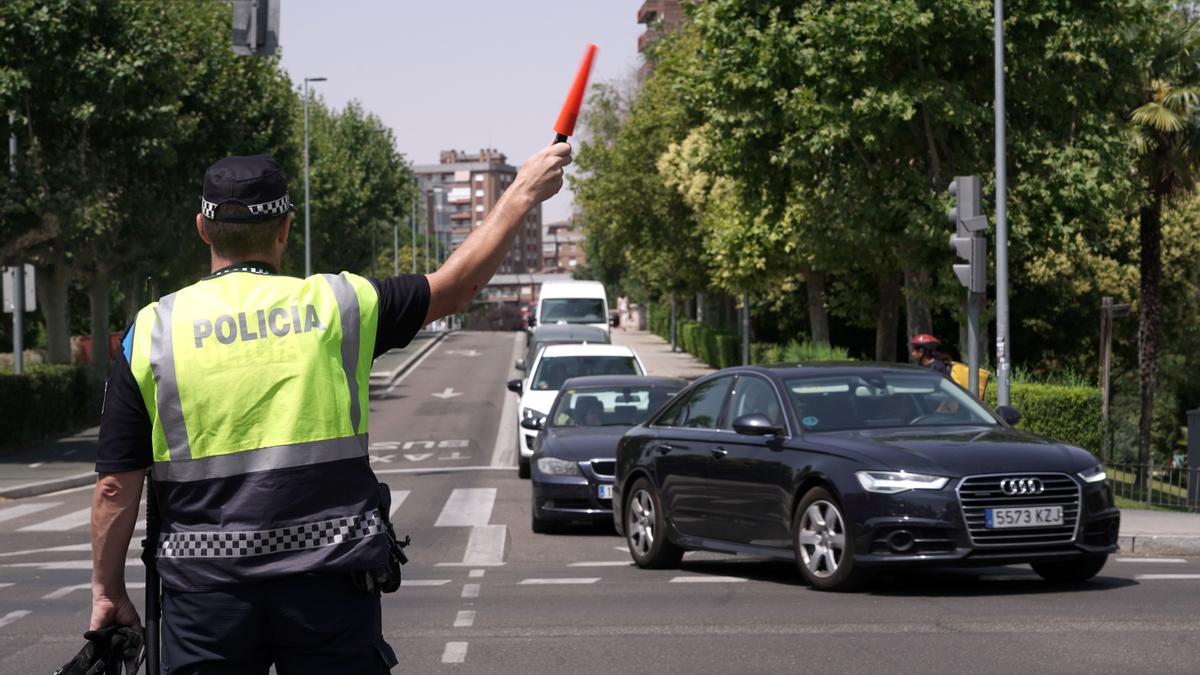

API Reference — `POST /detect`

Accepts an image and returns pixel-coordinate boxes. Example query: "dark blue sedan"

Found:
[529,375,685,533]
[612,364,1120,591]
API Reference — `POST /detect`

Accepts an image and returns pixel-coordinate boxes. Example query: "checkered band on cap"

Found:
[200,193,292,220]
[157,510,384,559]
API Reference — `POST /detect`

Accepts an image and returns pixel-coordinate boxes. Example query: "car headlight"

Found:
[521,407,546,427]
[536,457,581,476]
[855,471,949,494]
[1078,465,1107,483]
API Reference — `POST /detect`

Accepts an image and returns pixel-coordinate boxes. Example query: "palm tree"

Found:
[1127,14,1200,486]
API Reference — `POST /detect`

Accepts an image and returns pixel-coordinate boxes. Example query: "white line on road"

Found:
[4,558,140,570]
[401,579,451,587]
[519,578,601,585]
[0,610,31,629]
[385,339,443,394]
[453,610,476,628]
[668,576,748,584]
[1,473,94,498]
[374,466,513,475]
[441,641,468,664]
[27,462,44,469]
[490,333,522,469]
[435,488,496,527]
[389,490,410,518]
[468,569,485,578]
[43,582,146,600]
[0,501,61,524]
[1135,574,1200,580]
[0,583,12,589]
[462,525,507,565]
[1117,557,1188,564]
[435,562,506,568]
[461,584,481,599]
[568,561,632,568]
[18,507,91,532]
[0,543,91,559]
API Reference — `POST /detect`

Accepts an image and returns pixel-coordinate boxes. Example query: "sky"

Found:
[277,0,647,224]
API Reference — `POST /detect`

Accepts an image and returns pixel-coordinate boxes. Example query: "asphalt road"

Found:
[3,331,1200,673]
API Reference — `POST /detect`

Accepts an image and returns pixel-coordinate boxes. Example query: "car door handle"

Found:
[711,447,728,459]
[658,443,680,455]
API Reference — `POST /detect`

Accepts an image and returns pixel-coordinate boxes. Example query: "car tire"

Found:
[1031,553,1108,583]
[518,456,530,479]
[792,487,869,592]
[624,477,683,569]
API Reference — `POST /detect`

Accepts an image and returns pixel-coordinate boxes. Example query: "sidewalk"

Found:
[611,328,715,381]
[1118,509,1200,556]
[0,330,449,500]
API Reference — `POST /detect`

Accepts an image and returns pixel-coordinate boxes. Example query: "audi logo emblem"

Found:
[1000,478,1044,495]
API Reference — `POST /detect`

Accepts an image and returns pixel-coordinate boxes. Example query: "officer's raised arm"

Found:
[423,143,572,324]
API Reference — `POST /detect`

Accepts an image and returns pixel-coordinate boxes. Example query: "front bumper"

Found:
[532,461,615,522]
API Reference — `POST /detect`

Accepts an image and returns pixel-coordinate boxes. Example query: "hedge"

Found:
[0,365,103,451]
[985,382,1102,457]
[648,304,740,369]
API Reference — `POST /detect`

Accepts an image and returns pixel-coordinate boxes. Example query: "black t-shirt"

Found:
[95,269,431,473]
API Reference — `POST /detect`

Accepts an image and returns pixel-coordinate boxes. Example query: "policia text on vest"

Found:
[193,303,323,347]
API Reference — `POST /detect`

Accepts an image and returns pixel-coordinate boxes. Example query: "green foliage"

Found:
[0,365,100,450]
[755,340,852,365]
[648,303,740,369]
[985,383,1103,457]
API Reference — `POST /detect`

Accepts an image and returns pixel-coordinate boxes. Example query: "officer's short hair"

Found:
[204,203,288,258]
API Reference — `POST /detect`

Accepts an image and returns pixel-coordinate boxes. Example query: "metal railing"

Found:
[1107,463,1200,512]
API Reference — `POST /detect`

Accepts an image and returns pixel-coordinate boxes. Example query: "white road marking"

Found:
[403,453,433,462]
[389,490,410,518]
[431,387,462,399]
[462,525,507,566]
[3,558,140,570]
[668,576,748,584]
[519,578,601,585]
[568,561,631,568]
[27,462,44,469]
[375,466,512,475]
[439,451,469,461]
[435,489,496,527]
[613,546,627,552]
[385,339,443,393]
[1135,574,1200,580]
[462,584,481,599]
[0,610,31,629]
[453,610,476,628]
[445,349,481,357]
[0,501,61,524]
[490,333,522,469]
[43,582,146,600]
[435,562,505,567]
[1116,557,1187,564]
[468,569,485,578]
[1,473,94,497]
[0,543,91,559]
[18,507,91,532]
[401,579,451,587]
[441,641,468,664]
[0,583,12,589]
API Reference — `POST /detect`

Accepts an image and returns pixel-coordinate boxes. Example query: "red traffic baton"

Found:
[553,43,598,143]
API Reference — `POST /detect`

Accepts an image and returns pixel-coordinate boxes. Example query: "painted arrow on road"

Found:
[432,387,462,399]
[445,350,481,357]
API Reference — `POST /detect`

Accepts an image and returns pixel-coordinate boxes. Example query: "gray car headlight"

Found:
[1078,465,1107,483]
[536,457,582,476]
[855,471,949,494]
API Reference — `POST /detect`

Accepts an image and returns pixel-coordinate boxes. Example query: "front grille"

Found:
[590,459,616,478]
[957,473,1081,547]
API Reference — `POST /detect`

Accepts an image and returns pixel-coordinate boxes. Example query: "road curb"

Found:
[1120,534,1200,556]
[0,472,96,500]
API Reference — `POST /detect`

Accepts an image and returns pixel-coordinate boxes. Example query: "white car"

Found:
[506,343,646,478]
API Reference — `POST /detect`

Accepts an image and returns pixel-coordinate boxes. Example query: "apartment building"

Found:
[542,220,587,272]
[414,148,543,274]
[637,0,688,79]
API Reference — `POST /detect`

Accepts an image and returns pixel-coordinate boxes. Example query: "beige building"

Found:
[542,220,587,272]
[637,0,688,79]
[414,149,543,274]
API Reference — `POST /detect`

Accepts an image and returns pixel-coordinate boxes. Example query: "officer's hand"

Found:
[512,143,572,206]
[90,590,142,632]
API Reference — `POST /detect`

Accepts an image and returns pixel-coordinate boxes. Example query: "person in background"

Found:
[909,333,952,377]
[617,291,630,331]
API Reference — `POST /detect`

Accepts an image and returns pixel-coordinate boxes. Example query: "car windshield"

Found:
[551,386,681,427]
[531,356,641,391]
[540,298,606,324]
[784,373,998,432]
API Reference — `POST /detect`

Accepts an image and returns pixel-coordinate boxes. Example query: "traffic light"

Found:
[232,0,280,57]
[947,176,988,294]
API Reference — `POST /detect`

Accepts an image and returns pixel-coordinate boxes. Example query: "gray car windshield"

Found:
[551,386,680,427]
[541,299,606,324]
[532,356,641,391]
[784,373,997,432]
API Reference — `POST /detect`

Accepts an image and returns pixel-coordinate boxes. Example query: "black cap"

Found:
[200,155,293,223]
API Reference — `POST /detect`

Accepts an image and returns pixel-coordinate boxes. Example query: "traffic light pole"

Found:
[967,291,981,396]
[994,0,1011,406]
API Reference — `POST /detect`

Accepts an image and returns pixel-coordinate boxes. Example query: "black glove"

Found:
[53,625,144,675]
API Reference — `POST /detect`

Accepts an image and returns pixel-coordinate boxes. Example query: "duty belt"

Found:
[157,510,385,559]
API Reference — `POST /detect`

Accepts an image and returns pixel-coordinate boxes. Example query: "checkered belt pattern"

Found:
[157,510,384,559]
[200,193,292,219]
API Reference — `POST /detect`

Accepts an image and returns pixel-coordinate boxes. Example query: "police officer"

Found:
[909,333,952,376]
[88,144,571,673]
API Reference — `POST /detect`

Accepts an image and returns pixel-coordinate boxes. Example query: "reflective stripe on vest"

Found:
[157,509,385,559]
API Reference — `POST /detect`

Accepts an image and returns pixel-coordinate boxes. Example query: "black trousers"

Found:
[160,574,398,675]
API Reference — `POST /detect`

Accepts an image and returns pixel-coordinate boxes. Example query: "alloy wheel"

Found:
[798,500,846,578]
[627,488,656,557]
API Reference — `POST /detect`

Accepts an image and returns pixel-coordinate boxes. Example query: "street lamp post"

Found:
[303,76,327,278]
[411,179,417,274]
[994,1,1011,406]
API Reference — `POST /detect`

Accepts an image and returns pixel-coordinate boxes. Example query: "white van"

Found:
[534,280,611,336]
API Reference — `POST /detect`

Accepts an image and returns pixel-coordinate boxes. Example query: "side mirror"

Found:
[520,417,543,431]
[610,315,620,327]
[507,378,523,395]
[732,413,785,437]
[996,405,1021,426]
[515,358,526,371]
[527,316,537,328]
